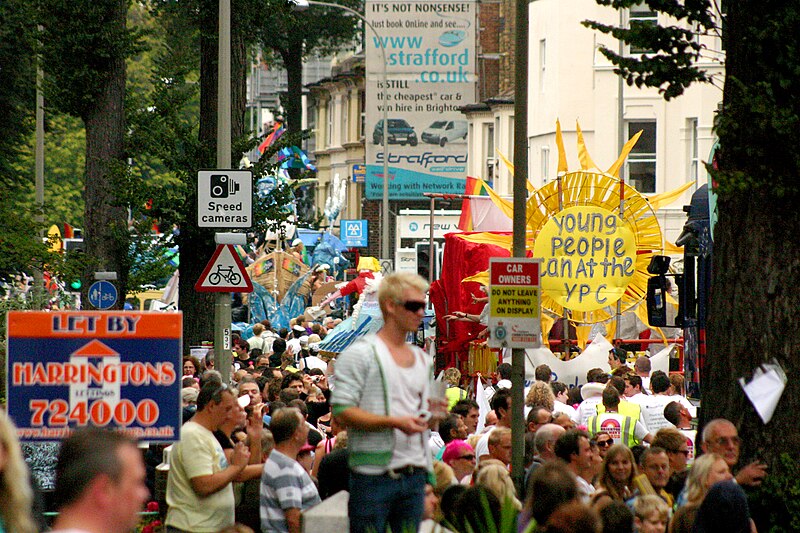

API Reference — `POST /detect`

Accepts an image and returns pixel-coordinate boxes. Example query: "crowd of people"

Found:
[0,272,768,533]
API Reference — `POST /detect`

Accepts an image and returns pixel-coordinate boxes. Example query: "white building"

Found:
[465,0,725,244]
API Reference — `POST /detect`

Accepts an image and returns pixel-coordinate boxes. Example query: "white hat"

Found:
[291,238,303,247]
[580,382,606,401]
[292,325,306,333]
[299,335,309,346]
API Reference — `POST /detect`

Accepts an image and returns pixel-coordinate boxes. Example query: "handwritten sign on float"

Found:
[532,206,636,311]
[488,258,542,349]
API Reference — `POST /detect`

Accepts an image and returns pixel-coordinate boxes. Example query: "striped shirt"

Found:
[260,449,321,533]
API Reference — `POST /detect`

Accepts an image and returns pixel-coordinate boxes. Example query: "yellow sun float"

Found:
[457,121,692,344]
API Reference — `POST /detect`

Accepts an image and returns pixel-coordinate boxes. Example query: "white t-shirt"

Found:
[553,400,577,418]
[475,427,495,462]
[638,394,675,433]
[573,396,602,426]
[377,337,429,470]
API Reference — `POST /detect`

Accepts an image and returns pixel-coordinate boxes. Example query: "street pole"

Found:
[216,0,233,384]
[511,0,529,498]
[302,1,389,259]
[33,26,45,303]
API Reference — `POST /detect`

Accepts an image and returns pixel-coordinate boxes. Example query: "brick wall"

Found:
[498,0,516,94]
[362,198,433,259]
[478,0,502,101]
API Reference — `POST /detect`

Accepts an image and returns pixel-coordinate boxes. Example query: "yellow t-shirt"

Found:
[166,421,235,532]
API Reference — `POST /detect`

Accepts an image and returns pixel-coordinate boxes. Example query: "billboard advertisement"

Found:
[366,0,476,199]
[6,311,182,442]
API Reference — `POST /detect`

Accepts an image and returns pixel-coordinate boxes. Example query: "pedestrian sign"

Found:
[341,219,368,247]
[195,244,253,293]
[487,258,542,349]
[88,280,118,310]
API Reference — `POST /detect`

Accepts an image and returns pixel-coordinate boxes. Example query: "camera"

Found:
[210,174,240,198]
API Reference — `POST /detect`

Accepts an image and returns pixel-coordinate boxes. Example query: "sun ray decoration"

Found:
[457,120,676,325]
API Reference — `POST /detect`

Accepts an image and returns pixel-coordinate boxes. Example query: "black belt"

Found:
[386,465,426,479]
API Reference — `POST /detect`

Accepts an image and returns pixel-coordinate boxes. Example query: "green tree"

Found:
[0,0,36,188]
[37,0,139,303]
[587,1,800,529]
[254,0,362,133]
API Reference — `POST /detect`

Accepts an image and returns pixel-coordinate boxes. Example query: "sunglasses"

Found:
[458,454,476,461]
[400,300,426,312]
[597,440,613,448]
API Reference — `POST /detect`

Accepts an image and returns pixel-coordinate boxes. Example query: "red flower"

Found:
[146,501,159,512]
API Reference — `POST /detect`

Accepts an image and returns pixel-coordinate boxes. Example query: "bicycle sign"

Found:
[195,244,253,293]
[208,265,242,286]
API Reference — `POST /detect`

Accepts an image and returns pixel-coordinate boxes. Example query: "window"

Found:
[626,121,656,193]
[485,123,495,185]
[359,91,366,139]
[688,118,698,187]
[341,95,349,143]
[541,146,550,184]
[629,3,658,54]
[539,39,546,93]
[326,97,334,148]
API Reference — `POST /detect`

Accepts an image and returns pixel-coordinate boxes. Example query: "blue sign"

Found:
[352,164,366,183]
[6,311,183,442]
[341,219,369,248]
[88,280,118,310]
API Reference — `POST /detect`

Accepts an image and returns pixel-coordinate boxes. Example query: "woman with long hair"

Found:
[669,453,733,533]
[0,411,37,533]
[592,444,637,505]
[475,462,522,511]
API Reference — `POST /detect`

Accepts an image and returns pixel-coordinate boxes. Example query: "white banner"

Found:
[365,0,477,199]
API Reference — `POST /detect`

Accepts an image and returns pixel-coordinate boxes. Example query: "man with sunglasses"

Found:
[166,381,251,532]
[332,272,439,533]
[701,418,767,488]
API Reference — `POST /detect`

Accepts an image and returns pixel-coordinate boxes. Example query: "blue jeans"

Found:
[349,468,426,533]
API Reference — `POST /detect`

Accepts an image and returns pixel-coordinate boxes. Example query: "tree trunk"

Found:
[179,0,250,349]
[179,0,218,349]
[703,2,800,526]
[281,45,304,134]
[81,0,129,307]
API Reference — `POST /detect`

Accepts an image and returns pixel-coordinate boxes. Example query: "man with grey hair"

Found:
[528,423,566,476]
[634,356,652,391]
[701,418,767,487]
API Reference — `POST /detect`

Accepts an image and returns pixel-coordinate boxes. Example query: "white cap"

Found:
[292,325,306,333]
[299,335,309,345]
[291,238,303,247]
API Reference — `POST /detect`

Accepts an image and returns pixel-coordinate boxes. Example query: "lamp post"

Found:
[291,0,390,259]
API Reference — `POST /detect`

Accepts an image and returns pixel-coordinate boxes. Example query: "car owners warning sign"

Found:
[488,258,542,349]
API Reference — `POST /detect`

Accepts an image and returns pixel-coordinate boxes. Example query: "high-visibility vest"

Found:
[446,386,467,409]
[597,400,642,421]
[588,413,639,447]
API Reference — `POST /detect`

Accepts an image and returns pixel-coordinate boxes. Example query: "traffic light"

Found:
[69,278,82,291]
[415,241,439,281]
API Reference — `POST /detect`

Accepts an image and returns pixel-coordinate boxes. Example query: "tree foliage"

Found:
[253,0,362,131]
[587,2,800,530]
[583,0,718,100]
[0,0,37,188]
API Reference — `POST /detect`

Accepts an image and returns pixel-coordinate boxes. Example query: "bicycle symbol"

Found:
[208,265,242,286]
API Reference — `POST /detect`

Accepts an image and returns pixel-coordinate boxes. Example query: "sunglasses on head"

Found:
[401,300,426,312]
